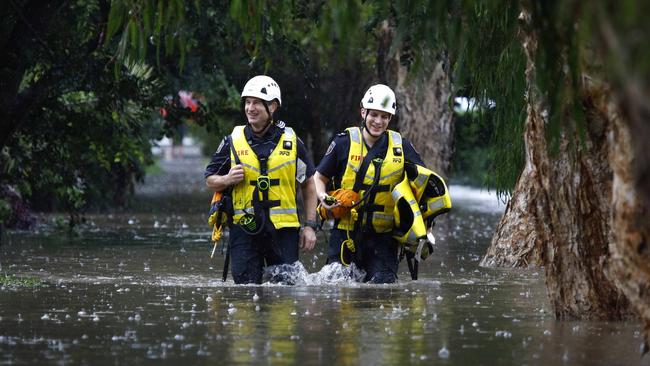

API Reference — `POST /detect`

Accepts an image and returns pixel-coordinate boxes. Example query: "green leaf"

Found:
[106,0,125,44]
[138,24,146,60]
[155,0,164,37]
[143,0,153,35]
[128,18,138,60]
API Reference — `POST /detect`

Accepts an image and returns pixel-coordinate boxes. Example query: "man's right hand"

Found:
[317,191,338,209]
[227,164,245,186]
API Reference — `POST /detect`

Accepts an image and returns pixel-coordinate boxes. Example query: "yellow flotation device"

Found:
[391,164,452,262]
[391,177,427,244]
[408,164,452,221]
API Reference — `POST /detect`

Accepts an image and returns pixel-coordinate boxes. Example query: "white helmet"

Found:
[361,84,396,115]
[241,75,282,106]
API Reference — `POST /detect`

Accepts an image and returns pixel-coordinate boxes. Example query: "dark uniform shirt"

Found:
[204,123,315,181]
[316,129,425,184]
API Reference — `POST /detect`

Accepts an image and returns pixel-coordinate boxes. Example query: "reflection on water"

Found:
[1,185,647,365]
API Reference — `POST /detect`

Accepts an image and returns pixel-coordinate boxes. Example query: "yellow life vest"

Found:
[336,127,404,233]
[230,125,299,229]
[408,164,452,220]
[391,176,427,244]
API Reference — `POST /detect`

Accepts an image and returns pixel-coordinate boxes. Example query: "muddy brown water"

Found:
[0,158,647,365]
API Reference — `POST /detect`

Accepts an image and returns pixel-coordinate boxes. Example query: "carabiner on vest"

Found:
[256,175,271,191]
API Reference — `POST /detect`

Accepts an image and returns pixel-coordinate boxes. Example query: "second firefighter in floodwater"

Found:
[314,84,451,283]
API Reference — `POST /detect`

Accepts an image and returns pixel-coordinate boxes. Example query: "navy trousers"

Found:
[229,225,299,284]
[327,228,399,283]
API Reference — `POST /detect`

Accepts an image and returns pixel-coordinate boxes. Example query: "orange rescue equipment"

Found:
[316,189,361,220]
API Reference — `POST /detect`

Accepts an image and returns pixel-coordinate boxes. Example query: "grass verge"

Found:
[0,274,42,288]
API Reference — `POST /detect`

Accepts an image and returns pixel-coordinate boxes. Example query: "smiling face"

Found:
[244,97,277,133]
[361,108,392,137]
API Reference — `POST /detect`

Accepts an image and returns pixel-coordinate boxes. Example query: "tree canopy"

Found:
[1,1,166,227]
[2,0,649,226]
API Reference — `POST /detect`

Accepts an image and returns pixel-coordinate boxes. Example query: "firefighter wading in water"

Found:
[314,84,428,283]
[205,75,318,284]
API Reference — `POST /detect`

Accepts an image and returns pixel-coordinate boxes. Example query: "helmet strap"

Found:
[262,101,274,128]
[262,101,272,120]
[361,108,369,132]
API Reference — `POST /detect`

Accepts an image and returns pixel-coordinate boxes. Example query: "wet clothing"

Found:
[229,225,299,284]
[327,228,398,283]
[316,128,425,283]
[204,123,315,284]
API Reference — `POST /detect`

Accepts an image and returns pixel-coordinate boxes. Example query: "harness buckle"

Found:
[256,175,271,191]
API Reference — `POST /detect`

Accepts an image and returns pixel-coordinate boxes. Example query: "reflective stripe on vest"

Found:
[230,125,299,229]
[336,127,404,233]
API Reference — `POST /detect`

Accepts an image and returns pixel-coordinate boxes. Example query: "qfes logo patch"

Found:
[325,141,336,155]
[216,139,225,154]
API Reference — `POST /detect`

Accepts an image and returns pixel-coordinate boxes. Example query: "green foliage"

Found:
[105,0,190,70]
[6,0,641,227]
[223,1,527,195]
[442,2,527,196]
[0,274,42,288]
[1,1,166,227]
[451,110,494,187]
[133,1,376,157]
[8,55,161,211]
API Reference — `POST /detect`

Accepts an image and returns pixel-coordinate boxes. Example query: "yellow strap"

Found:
[211,224,223,242]
[340,230,356,267]
[209,224,224,259]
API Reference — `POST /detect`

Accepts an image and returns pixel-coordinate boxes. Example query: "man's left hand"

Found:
[300,227,317,252]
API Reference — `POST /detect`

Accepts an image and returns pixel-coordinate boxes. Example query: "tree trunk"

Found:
[482,10,631,320]
[479,107,546,267]
[602,18,650,350]
[480,12,548,268]
[609,105,650,351]
[376,21,454,176]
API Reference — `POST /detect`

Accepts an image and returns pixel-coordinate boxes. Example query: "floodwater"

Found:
[0,158,647,365]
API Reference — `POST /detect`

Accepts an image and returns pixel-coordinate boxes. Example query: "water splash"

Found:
[308,262,366,285]
[262,262,366,286]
